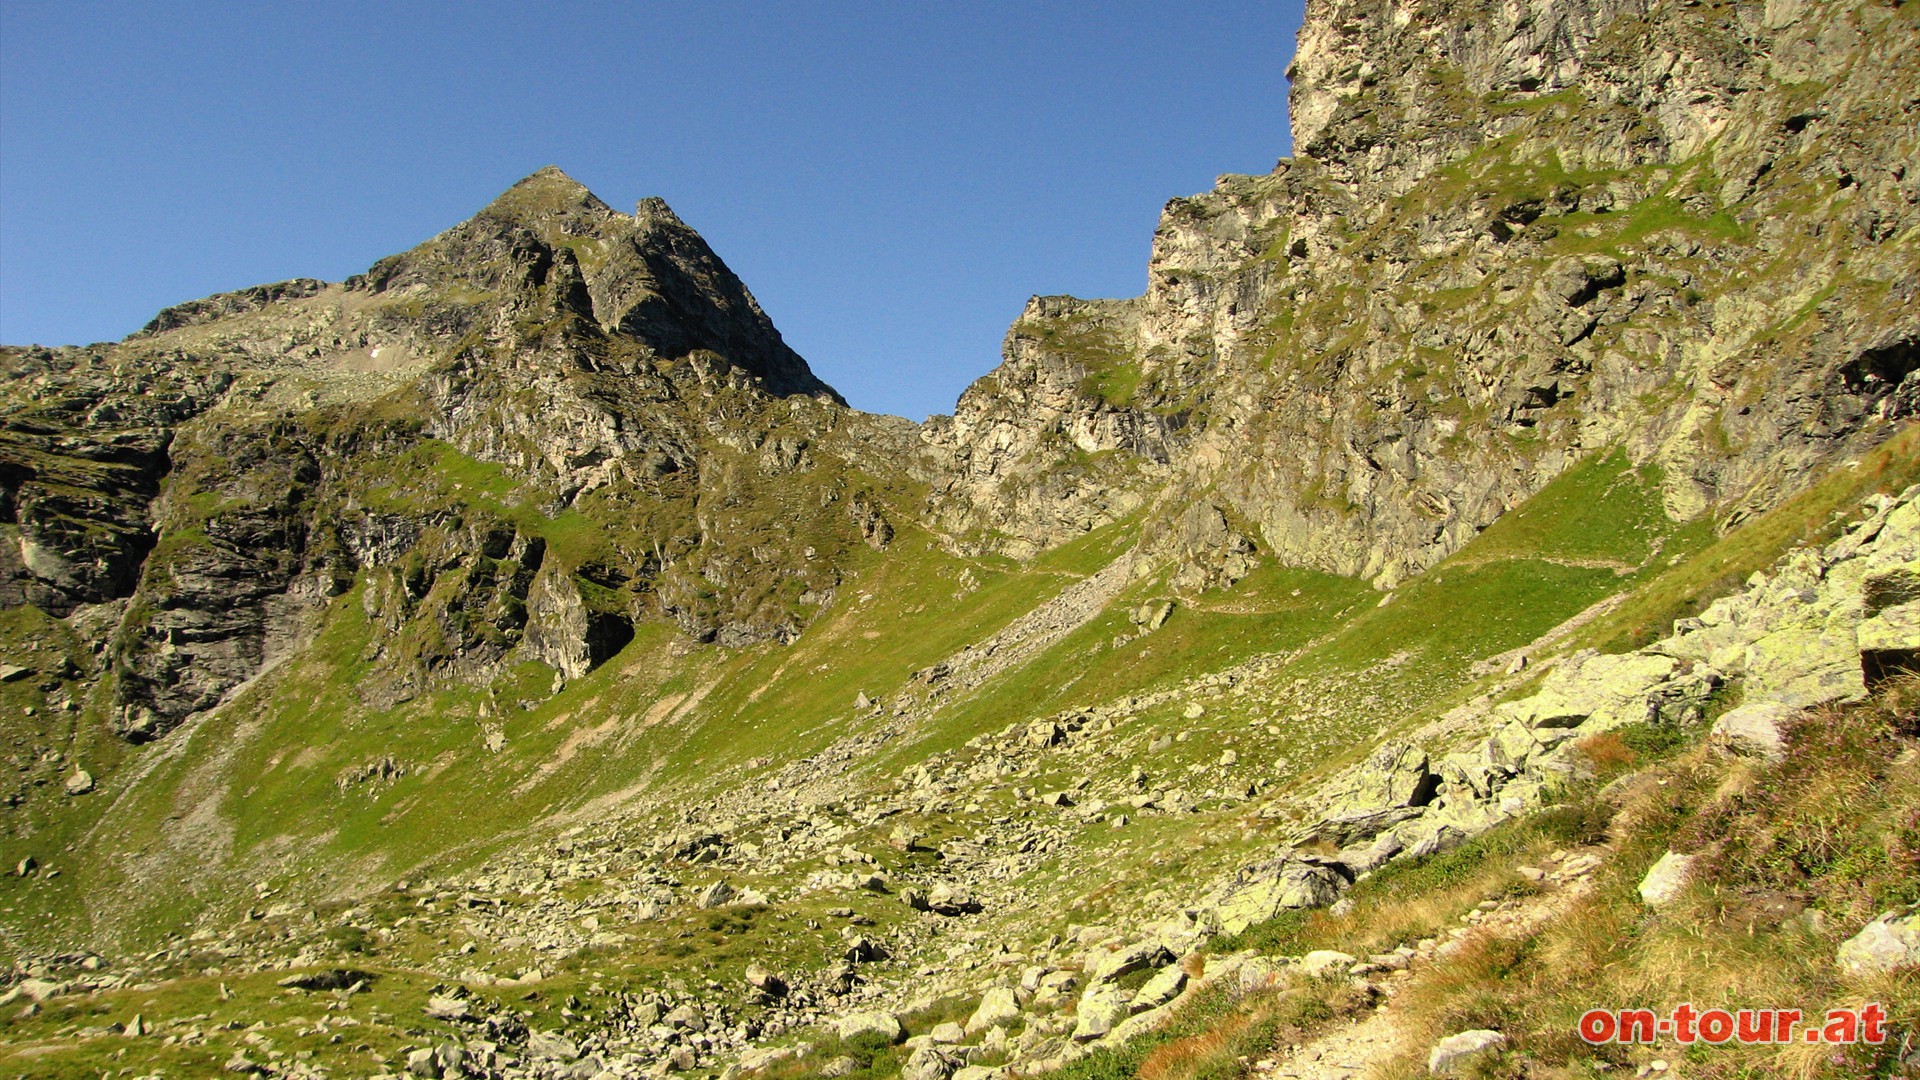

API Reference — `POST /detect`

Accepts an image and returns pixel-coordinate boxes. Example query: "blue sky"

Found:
[0,1,1305,420]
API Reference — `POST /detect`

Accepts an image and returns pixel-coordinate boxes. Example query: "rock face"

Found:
[1203,857,1348,935]
[2,167,924,740]
[927,0,1919,585]
[1709,701,1793,762]
[7,1,1918,748]
[1191,482,1920,946]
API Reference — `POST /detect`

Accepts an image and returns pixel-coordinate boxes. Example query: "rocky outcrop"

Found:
[1208,483,1918,928]
[522,563,632,681]
[930,0,1920,585]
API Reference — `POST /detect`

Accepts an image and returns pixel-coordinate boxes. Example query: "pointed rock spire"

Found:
[479,165,613,228]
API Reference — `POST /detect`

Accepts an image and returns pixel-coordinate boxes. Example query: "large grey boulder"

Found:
[1856,601,1918,686]
[1089,940,1175,983]
[965,987,1020,1033]
[1130,963,1188,1013]
[836,1011,904,1044]
[1743,625,1868,708]
[1428,1029,1507,1076]
[1320,742,1438,817]
[1495,652,1680,731]
[1709,702,1794,762]
[423,995,472,1021]
[1300,950,1357,977]
[1836,911,1920,975]
[1072,983,1131,1041]
[901,1046,960,1080]
[526,1031,580,1061]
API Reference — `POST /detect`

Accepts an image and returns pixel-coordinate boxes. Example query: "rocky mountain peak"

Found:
[473,164,617,236]
[634,194,684,226]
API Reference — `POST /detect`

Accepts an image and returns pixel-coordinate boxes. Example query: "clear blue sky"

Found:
[0,1,1305,420]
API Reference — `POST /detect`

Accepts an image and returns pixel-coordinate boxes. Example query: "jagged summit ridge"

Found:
[353,167,839,403]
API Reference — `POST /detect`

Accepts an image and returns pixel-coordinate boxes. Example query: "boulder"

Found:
[1301,806,1424,848]
[965,986,1020,1033]
[1836,910,1920,975]
[1321,742,1437,817]
[1709,702,1794,762]
[1638,851,1696,908]
[744,962,788,997]
[526,1031,580,1061]
[1856,601,1918,686]
[1487,721,1536,772]
[696,880,735,908]
[1300,950,1357,977]
[1,978,66,1003]
[1090,940,1174,983]
[277,969,374,992]
[1335,830,1405,875]
[836,1010,904,1044]
[1743,626,1867,708]
[63,770,94,795]
[930,1021,966,1044]
[1072,983,1130,1041]
[901,1046,960,1080]
[1498,652,1680,731]
[928,884,982,916]
[1428,1029,1507,1076]
[1204,858,1347,934]
[423,995,473,1021]
[1130,963,1187,1012]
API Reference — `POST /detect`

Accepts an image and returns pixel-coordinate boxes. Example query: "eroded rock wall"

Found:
[930,0,1920,586]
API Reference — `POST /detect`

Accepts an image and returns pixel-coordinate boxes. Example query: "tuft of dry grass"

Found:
[1573,730,1639,778]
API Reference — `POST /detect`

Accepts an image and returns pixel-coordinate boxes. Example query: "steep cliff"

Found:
[929,0,1919,587]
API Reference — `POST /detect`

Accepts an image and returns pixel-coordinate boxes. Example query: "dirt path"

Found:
[1254,848,1604,1079]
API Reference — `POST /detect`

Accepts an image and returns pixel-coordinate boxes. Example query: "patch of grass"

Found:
[1581,422,1920,653]
[1463,449,1673,566]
